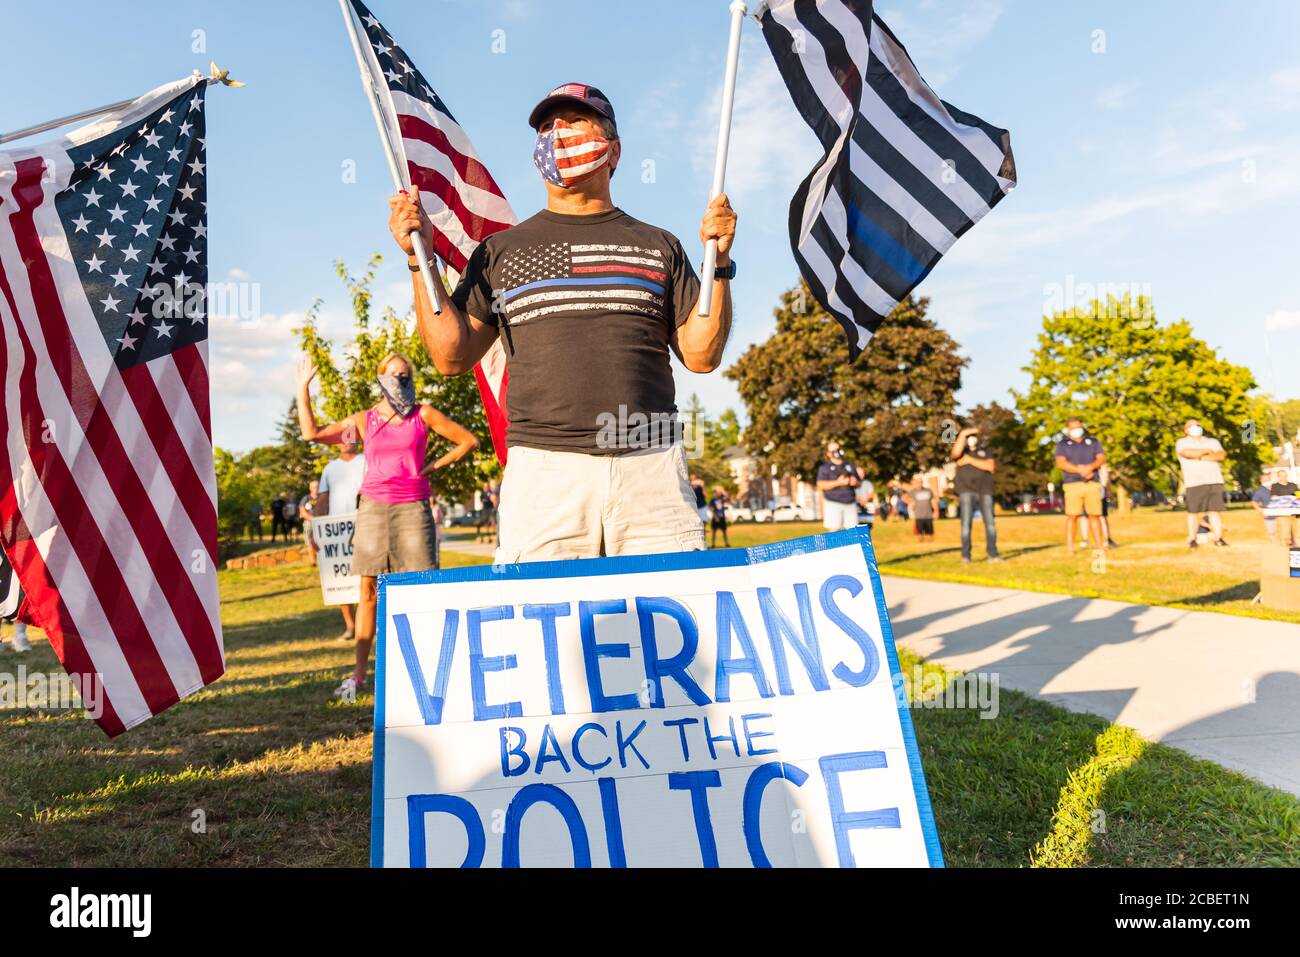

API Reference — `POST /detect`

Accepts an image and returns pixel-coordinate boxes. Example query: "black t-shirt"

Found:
[452,208,701,454]
[816,461,860,504]
[693,484,707,509]
[1272,482,1299,496]
[955,446,995,496]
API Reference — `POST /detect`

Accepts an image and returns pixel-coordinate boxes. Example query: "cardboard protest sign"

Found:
[372,526,942,868]
[312,512,360,606]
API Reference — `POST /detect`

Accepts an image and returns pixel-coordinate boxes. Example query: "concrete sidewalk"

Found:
[883,575,1300,796]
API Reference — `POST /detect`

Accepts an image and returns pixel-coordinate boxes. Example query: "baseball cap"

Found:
[528,83,618,135]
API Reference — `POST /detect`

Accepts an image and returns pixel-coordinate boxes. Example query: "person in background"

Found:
[1176,418,1228,550]
[951,426,1001,563]
[297,352,478,700]
[477,480,498,545]
[430,499,445,569]
[1079,464,1118,549]
[299,480,321,565]
[247,501,263,542]
[905,478,935,543]
[1271,469,1299,547]
[1053,417,1106,556]
[1251,469,1280,544]
[284,495,301,535]
[856,476,876,527]
[318,438,367,641]
[690,474,709,526]
[708,486,731,548]
[269,492,290,542]
[816,441,862,531]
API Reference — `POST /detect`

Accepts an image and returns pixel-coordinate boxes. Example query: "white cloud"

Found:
[1094,80,1140,112]
[1266,310,1300,333]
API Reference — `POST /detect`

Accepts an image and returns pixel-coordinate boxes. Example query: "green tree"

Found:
[681,393,739,492]
[726,283,965,483]
[963,402,1049,502]
[1013,295,1265,506]
[295,256,497,505]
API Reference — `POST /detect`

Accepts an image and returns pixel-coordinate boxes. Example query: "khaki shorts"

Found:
[350,496,438,577]
[495,444,706,563]
[1064,481,1103,517]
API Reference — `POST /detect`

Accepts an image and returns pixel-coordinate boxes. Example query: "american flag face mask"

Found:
[532,124,611,187]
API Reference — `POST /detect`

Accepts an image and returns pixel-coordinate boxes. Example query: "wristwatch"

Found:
[408,257,436,273]
[707,259,737,280]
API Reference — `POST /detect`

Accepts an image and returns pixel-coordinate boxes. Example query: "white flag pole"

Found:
[338,0,442,315]
[697,0,748,318]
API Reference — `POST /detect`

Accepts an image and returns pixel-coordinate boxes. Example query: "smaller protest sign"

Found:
[313,512,360,605]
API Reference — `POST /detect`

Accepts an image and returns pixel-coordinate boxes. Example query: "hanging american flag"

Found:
[759,0,1016,358]
[0,74,225,735]
[346,0,517,462]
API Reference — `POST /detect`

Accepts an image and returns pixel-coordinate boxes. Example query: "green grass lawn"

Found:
[1,531,1296,867]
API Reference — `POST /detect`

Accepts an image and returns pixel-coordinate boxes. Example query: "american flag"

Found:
[760,0,1016,358]
[0,74,224,735]
[347,0,517,462]
[499,242,669,325]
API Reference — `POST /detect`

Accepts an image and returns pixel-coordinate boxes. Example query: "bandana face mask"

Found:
[378,374,416,418]
[533,124,611,187]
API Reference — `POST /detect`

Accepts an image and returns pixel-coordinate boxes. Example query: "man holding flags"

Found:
[387,84,738,562]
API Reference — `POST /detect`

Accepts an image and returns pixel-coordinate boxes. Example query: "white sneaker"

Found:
[333,675,365,702]
[11,625,30,653]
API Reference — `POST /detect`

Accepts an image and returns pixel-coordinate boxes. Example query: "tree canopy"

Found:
[726,283,965,483]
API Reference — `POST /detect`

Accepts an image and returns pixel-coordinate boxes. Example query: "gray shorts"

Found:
[350,496,438,577]
[1185,483,1226,514]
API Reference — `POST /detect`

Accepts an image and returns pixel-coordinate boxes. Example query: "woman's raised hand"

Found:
[296,356,318,390]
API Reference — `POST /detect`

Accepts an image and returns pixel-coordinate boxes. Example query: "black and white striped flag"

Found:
[759,0,1016,358]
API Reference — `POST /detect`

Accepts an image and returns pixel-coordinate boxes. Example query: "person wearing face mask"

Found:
[1053,417,1107,555]
[1175,418,1229,549]
[296,352,478,699]
[387,83,737,561]
[950,426,1001,563]
[816,441,863,531]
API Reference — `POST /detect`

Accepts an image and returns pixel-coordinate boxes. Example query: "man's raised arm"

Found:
[389,186,498,376]
[672,194,738,373]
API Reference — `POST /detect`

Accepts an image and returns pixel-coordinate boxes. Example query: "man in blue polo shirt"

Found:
[816,440,863,530]
[1053,417,1107,555]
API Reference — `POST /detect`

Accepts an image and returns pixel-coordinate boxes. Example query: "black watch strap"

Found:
[707,259,737,280]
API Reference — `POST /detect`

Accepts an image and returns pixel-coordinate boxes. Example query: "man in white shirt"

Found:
[1176,418,1228,549]
[317,440,367,640]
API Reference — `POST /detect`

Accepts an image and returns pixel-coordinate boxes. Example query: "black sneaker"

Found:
[1188,540,1198,549]
[1214,538,1229,547]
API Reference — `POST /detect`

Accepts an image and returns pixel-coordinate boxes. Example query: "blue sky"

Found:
[4,0,1299,453]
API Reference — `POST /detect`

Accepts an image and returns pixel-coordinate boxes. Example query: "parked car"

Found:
[445,510,482,528]
[1129,490,1169,508]
[754,504,818,523]
[1016,496,1061,514]
[724,504,755,523]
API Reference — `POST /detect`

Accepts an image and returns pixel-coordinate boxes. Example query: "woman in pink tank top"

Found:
[297,352,477,699]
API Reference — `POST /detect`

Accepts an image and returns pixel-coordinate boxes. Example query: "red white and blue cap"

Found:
[528,83,618,134]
